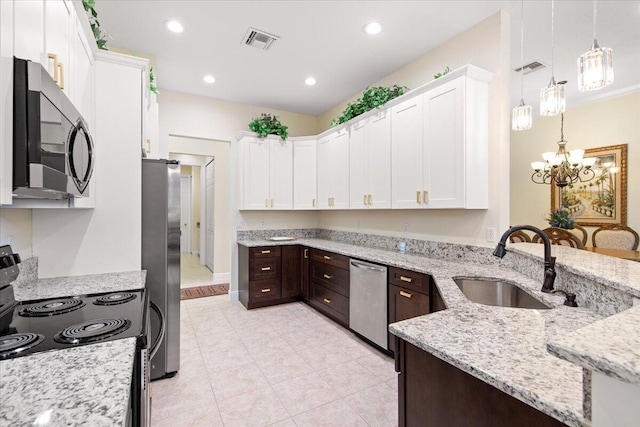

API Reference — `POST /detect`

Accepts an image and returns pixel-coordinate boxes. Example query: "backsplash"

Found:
[236,228,319,240]
[11,257,38,287]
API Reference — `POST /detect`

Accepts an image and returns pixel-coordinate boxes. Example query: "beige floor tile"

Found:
[356,352,398,382]
[151,400,224,427]
[333,334,382,359]
[180,337,202,359]
[295,342,352,371]
[266,418,297,427]
[151,379,215,420]
[293,399,368,426]
[200,340,255,371]
[217,386,289,427]
[344,382,398,427]
[272,371,340,416]
[181,253,214,287]
[317,359,381,397]
[386,377,399,392]
[241,334,294,357]
[206,361,270,402]
[255,350,314,385]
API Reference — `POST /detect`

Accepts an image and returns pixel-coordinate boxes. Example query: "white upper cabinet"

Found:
[239,135,293,210]
[71,12,94,128]
[350,111,391,209]
[13,0,44,63]
[391,96,424,209]
[317,129,349,209]
[293,138,317,210]
[44,0,73,95]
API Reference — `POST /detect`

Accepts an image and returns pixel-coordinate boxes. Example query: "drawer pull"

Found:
[261,250,271,254]
[416,191,421,204]
[423,190,428,204]
[399,290,413,299]
[323,255,331,260]
[304,248,309,259]
[261,266,271,271]
[323,274,333,280]
[323,298,331,304]
[400,275,413,283]
[261,288,271,293]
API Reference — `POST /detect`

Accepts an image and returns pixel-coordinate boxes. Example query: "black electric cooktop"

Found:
[0,289,148,360]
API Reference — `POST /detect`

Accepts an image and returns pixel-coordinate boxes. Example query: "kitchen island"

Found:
[0,268,147,427]
[238,235,640,426]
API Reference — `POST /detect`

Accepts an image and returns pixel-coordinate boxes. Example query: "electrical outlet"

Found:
[486,228,496,243]
[260,220,266,227]
[235,220,245,229]
[403,223,409,232]
[7,236,14,245]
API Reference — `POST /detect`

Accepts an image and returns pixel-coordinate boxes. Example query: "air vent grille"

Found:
[514,61,546,75]
[243,27,279,50]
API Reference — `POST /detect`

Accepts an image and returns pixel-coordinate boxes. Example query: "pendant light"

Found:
[540,0,565,116]
[577,0,613,91]
[512,0,532,131]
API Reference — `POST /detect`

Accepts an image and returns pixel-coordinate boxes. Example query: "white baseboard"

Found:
[191,251,199,256]
[228,290,239,301]
[213,272,230,284]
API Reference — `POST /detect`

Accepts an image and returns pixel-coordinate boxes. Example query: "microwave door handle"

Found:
[149,300,166,360]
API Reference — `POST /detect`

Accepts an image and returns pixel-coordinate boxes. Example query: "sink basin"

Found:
[453,278,551,310]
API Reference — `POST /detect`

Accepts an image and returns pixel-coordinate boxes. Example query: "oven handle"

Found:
[149,301,165,360]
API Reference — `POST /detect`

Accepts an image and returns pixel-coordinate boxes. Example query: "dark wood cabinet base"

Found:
[397,339,567,427]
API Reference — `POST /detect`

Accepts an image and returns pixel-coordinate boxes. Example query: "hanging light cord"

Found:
[519,0,525,99]
[593,0,597,41]
[551,0,555,77]
[560,113,564,141]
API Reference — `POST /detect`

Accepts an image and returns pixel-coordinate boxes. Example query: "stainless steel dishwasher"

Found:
[349,259,388,349]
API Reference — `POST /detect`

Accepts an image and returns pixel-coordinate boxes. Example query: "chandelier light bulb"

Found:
[540,78,565,116]
[512,99,533,131]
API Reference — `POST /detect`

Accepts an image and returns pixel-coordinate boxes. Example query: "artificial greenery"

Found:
[434,66,450,79]
[149,67,159,95]
[545,208,575,230]
[82,0,108,50]
[330,85,409,127]
[248,113,289,140]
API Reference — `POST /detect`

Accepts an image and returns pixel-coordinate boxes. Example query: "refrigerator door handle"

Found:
[149,301,166,360]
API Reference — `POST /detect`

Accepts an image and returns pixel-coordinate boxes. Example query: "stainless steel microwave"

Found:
[13,57,94,199]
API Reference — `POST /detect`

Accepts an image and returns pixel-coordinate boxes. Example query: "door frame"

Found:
[180,174,192,254]
[205,158,215,272]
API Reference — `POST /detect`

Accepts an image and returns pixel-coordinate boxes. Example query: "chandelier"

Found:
[530,114,596,187]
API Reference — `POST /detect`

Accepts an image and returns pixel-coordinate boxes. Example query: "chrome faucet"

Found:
[493,225,557,293]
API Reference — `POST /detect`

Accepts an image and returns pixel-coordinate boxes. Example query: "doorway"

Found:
[180,175,192,254]
[205,159,215,272]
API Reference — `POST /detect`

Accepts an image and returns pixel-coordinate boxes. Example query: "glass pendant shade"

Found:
[577,39,614,91]
[512,99,532,131]
[540,78,565,116]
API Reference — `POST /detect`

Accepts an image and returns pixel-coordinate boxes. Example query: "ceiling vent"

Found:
[242,27,279,50]
[514,61,547,75]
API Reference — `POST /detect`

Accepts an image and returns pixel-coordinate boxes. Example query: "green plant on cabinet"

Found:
[330,85,409,126]
[248,113,289,140]
[82,0,108,50]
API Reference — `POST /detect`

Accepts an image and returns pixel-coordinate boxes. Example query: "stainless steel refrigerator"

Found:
[142,159,181,380]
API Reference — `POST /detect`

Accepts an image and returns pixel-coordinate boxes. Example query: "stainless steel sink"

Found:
[453,278,551,310]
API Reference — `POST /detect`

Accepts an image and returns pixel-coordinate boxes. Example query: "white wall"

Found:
[31,54,144,277]
[511,91,640,239]
[316,11,512,246]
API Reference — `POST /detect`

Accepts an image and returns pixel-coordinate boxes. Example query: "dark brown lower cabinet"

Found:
[281,245,301,298]
[396,339,567,427]
[300,246,310,301]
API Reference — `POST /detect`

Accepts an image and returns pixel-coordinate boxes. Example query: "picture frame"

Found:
[551,144,627,226]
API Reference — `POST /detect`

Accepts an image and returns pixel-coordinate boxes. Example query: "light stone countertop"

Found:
[238,238,627,426]
[0,338,136,427]
[12,270,147,301]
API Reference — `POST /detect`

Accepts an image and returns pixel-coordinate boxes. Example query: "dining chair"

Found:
[508,230,532,243]
[532,227,584,249]
[592,225,639,250]
[568,225,588,248]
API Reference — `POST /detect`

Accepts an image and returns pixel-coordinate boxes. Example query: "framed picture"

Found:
[551,144,627,226]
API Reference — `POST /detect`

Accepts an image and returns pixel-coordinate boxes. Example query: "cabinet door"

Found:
[316,134,332,209]
[293,139,317,210]
[44,0,72,95]
[349,118,368,209]
[331,130,350,209]
[300,246,310,301]
[71,14,94,128]
[388,284,430,353]
[367,111,392,209]
[13,0,44,63]
[391,96,424,209]
[423,77,465,208]
[242,137,271,210]
[281,245,301,298]
[269,138,293,209]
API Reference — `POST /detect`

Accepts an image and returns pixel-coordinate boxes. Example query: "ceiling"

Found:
[97,1,640,117]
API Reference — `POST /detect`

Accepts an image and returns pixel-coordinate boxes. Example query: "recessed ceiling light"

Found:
[203,75,215,84]
[305,77,317,86]
[363,22,382,35]
[164,20,184,33]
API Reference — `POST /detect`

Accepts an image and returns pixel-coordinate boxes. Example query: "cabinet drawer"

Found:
[249,279,282,302]
[309,282,349,325]
[310,248,350,270]
[250,257,281,281]
[388,267,430,295]
[388,284,430,354]
[250,246,282,259]
[311,261,349,297]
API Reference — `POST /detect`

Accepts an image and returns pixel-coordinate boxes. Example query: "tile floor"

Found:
[151,295,398,426]
[181,253,214,287]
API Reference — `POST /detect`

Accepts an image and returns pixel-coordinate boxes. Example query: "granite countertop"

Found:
[0,338,136,426]
[238,238,610,426]
[13,270,147,301]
